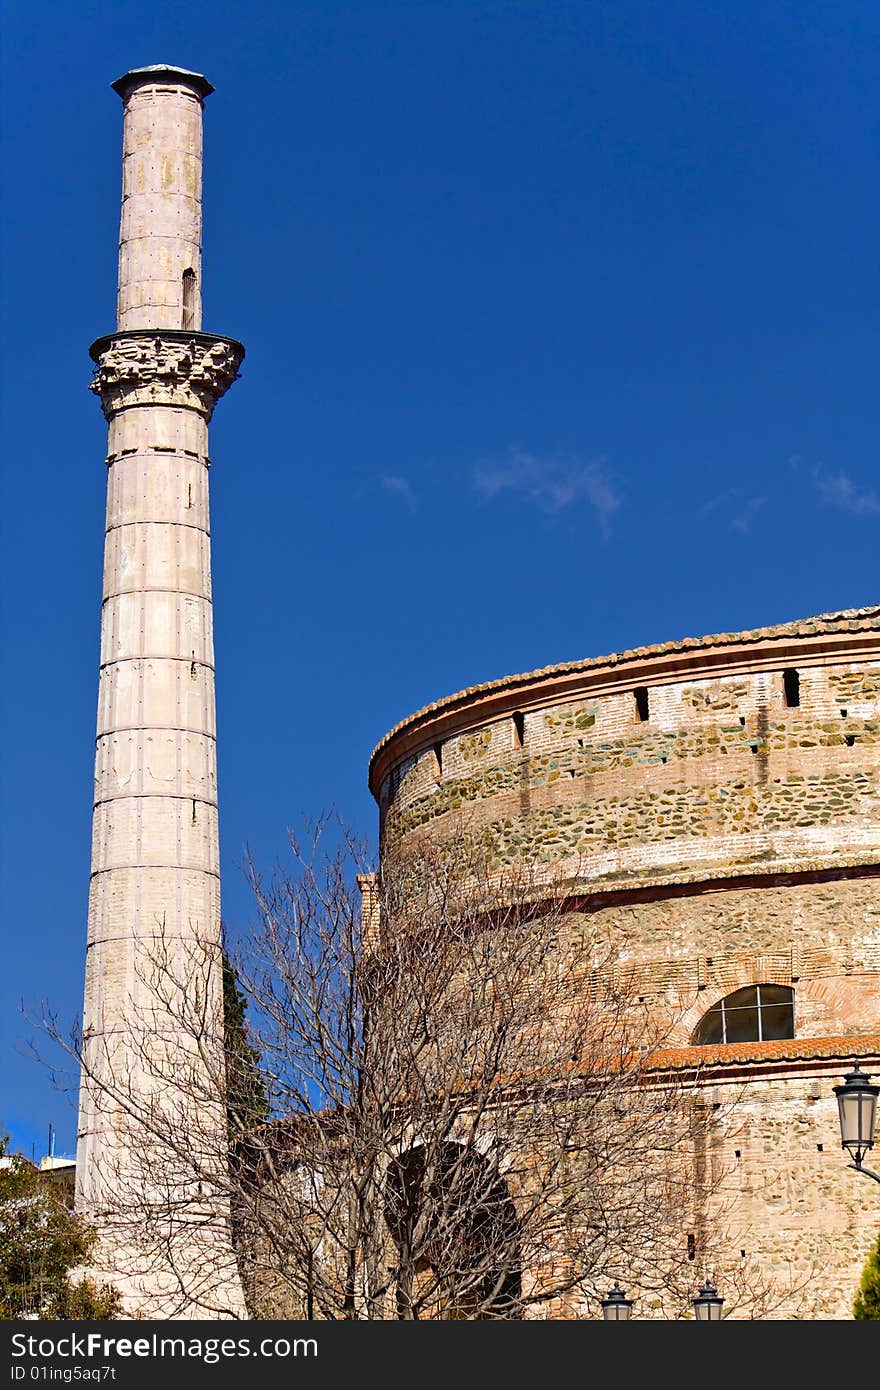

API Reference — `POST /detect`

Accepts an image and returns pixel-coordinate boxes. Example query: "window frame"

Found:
[692,983,795,1046]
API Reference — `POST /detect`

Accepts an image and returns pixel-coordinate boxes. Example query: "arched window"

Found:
[385,1143,521,1319]
[692,984,794,1046]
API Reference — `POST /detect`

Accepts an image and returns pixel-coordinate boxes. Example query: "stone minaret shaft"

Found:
[77,66,245,1317]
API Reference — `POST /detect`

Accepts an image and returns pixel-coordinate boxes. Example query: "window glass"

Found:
[692,984,794,1046]
[760,1002,795,1040]
[696,1008,724,1046]
[724,1003,760,1043]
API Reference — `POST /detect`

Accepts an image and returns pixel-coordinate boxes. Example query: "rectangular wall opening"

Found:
[433,742,443,778]
[182,268,197,330]
[512,711,525,748]
[783,668,800,708]
[634,687,650,722]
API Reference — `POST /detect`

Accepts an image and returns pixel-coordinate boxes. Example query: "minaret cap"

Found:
[111,65,214,100]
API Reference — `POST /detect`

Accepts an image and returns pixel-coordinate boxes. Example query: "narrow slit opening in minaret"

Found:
[186,483,193,509]
[513,711,525,748]
[192,799,197,823]
[433,743,443,779]
[634,687,650,722]
[783,668,800,708]
[182,268,197,330]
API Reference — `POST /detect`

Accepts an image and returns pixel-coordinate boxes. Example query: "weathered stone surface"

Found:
[90,332,244,420]
[76,66,245,1319]
[379,652,880,892]
[373,619,880,1318]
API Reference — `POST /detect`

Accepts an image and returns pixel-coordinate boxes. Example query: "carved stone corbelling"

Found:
[89,331,245,420]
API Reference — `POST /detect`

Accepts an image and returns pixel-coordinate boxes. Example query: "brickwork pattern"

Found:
[372,615,880,1317]
[380,654,880,892]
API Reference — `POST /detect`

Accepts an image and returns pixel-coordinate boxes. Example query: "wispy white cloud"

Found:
[379,474,417,511]
[810,464,880,516]
[731,496,767,533]
[700,487,767,533]
[700,487,742,515]
[473,447,621,534]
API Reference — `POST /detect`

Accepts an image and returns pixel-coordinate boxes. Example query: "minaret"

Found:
[76,66,246,1317]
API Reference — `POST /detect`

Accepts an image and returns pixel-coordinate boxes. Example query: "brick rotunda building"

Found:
[368,606,880,1319]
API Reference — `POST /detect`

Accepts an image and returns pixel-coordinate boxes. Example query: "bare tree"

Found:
[37,819,827,1319]
[226,822,797,1319]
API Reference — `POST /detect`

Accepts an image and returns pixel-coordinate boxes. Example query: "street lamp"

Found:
[834,1060,880,1185]
[600,1282,633,1320]
[692,1280,724,1320]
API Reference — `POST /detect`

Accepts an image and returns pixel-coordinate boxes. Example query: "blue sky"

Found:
[3,0,880,1160]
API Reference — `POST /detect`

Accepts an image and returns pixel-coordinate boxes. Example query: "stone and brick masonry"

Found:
[369,608,880,1318]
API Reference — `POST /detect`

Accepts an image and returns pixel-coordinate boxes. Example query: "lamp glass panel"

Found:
[840,1092,863,1146]
[840,1089,877,1147]
[603,1302,631,1320]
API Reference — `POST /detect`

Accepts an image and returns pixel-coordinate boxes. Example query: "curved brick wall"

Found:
[369,608,880,1317]
[373,609,880,892]
[371,609,880,1044]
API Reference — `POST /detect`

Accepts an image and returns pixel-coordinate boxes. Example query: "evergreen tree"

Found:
[222,949,270,1139]
[222,951,271,1315]
[0,1136,119,1319]
[853,1230,880,1319]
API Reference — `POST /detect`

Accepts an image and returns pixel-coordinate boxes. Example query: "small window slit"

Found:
[783,668,800,708]
[182,268,197,330]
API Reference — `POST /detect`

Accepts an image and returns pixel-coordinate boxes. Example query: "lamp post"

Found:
[600,1282,633,1320]
[834,1060,880,1185]
[692,1280,724,1320]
